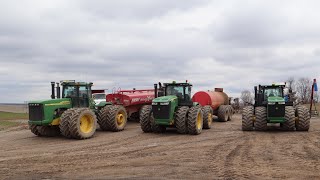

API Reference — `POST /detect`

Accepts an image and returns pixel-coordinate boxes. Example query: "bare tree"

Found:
[295,77,312,104]
[287,77,295,91]
[240,90,254,106]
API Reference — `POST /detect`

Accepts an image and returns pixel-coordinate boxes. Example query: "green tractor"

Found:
[140,81,204,135]
[242,83,310,131]
[28,80,128,140]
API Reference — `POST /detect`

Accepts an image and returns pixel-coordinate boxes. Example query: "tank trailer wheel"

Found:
[97,105,112,131]
[242,106,254,131]
[254,107,267,131]
[60,108,76,138]
[29,124,41,136]
[295,105,310,131]
[139,105,153,133]
[218,105,228,122]
[282,106,295,131]
[105,105,128,132]
[175,106,190,133]
[227,105,234,121]
[202,106,213,129]
[187,106,203,135]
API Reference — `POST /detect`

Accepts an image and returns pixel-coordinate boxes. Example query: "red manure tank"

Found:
[106,89,155,118]
[192,88,233,122]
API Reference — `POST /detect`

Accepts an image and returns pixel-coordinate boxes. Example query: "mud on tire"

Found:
[295,105,310,131]
[68,108,97,139]
[242,106,254,131]
[217,105,228,122]
[139,105,153,133]
[175,106,189,133]
[29,124,41,136]
[97,105,112,131]
[202,106,213,129]
[187,106,203,135]
[105,105,127,132]
[282,106,295,131]
[254,107,267,131]
[60,108,76,138]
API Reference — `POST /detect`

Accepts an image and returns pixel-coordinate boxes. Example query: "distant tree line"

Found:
[239,77,318,107]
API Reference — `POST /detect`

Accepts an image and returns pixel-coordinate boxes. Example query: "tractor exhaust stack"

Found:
[154,84,158,98]
[56,83,61,99]
[51,82,55,99]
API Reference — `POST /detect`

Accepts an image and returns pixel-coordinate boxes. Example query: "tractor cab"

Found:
[60,80,93,108]
[164,82,193,106]
[255,84,288,106]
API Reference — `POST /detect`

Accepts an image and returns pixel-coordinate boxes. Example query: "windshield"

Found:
[166,85,183,97]
[264,87,283,97]
[92,93,105,99]
[63,86,89,98]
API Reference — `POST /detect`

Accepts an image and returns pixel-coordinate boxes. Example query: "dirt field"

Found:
[1,114,320,179]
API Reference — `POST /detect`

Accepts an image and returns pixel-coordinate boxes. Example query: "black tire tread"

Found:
[105,105,127,132]
[139,105,152,133]
[68,108,97,139]
[255,106,267,131]
[97,106,112,131]
[29,124,41,136]
[202,106,213,129]
[295,105,310,131]
[60,108,76,138]
[282,106,295,131]
[175,106,189,134]
[218,105,227,122]
[242,106,254,131]
[187,106,203,135]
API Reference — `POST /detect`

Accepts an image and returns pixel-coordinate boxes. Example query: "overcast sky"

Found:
[0,0,319,103]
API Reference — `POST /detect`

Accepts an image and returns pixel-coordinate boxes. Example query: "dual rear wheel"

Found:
[140,105,203,135]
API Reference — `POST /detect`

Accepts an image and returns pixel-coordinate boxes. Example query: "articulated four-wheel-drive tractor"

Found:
[28,80,128,140]
[140,81,205,135]
[242,83,310,131]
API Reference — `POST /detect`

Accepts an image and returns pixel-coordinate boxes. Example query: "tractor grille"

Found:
[152,104,170,119]
[268,104,285,117]
[28,104,44,121]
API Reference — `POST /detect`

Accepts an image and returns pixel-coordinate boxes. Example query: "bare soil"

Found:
[1,114,320,180]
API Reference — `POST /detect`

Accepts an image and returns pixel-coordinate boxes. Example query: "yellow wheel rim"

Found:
[196,111,202,130]
[117,110,126,127]
[80,114,94,133]
[208,113,212,126]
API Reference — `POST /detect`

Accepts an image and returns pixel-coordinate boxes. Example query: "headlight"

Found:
[268,102,275,105]
[152,102,158,105]
[279,102,285,104]
[160,102,169,105]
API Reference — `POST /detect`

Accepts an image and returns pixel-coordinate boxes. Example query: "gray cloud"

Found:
[0,0,319,103]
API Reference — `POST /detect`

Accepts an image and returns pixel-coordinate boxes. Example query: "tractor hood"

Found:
[29,98,71,106]
[153,95,177,103]
[267,96,285,104]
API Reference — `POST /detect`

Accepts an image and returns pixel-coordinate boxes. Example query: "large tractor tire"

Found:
[295,105,310,131]
[242,106,254,131]
[187,106,203,135]
[255,107,267,131]
[150,112,166,133]
[282,106,295,131]
[105,105,128,132]
[68,108,97,139]
[202,105,213,129]
[175,106,189,134]
[60,108,76,138]
[29,124,41,136]
[217,105,228,122]
[139,105,152,133]
[37,126,60,137]
[97,105,112,131]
